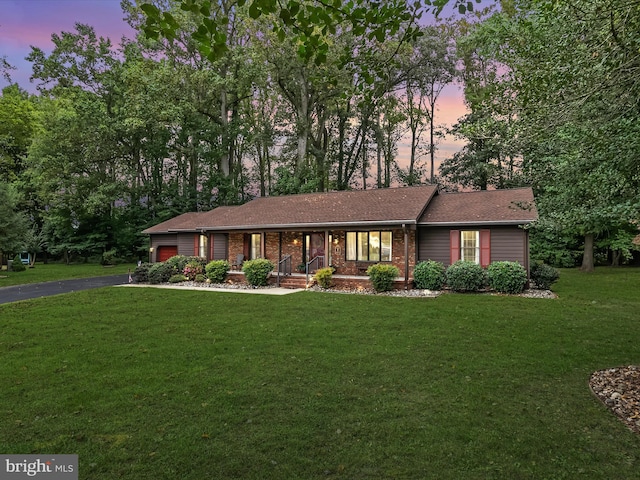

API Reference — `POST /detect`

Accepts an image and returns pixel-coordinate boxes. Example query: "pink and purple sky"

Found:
[0,0,467,170]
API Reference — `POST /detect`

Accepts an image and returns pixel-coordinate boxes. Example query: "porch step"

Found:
[276,275,312,289]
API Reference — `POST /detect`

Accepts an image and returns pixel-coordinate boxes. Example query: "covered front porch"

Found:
[225,227,417,289]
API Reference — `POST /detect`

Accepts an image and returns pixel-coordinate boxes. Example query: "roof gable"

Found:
[418,187,538,225]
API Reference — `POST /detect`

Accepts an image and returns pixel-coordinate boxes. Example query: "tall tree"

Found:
[456,0,640,270]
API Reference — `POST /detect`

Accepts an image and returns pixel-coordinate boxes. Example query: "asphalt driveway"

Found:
[0,274,130,305]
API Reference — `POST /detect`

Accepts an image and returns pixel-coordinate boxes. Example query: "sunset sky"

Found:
[0,0,468,171]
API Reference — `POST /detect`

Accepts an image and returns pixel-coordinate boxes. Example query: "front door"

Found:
[304,233,325,271]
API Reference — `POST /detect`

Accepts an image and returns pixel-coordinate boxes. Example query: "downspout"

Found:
[277,232,282,287]
[403,224,409,290]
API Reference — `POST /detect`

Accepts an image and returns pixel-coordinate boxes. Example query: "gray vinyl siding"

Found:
[418,226,528,267]
[417,227,451,265]
[212,233,228,260]
[177,233,196,256]
[151,234,178,249]
[490,227,526,264]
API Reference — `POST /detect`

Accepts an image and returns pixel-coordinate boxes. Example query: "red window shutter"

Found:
[209,234,214,260]
[450,230,460,265]
[480,229,491,268]
[243,234,250,259]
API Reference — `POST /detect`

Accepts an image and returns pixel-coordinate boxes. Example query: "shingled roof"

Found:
[143,186,537,234]
[418,187,537,225]
[143,186,438,233]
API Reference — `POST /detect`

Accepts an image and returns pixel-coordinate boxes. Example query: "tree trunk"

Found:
[580,233,595,272]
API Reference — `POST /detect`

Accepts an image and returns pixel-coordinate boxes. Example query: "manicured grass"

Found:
[0,262,137,287]
[1,268,639,479]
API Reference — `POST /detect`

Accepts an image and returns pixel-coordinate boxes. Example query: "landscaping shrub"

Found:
[205,260,230,283]
[101,248,118,266]
[413,260,445,290]
[133,262,153,283]
[169,274,188,283]
[194,274,207,283]
[148,262,174,284]
[11,254,26,272]
[183,260,204,280]
[164,255,202,273]
[530,263,560,290]
[445,261,486,292]
[242,258,274,286]
[315,267,334,289]
[487,261,527,294]
[366,263,400,292]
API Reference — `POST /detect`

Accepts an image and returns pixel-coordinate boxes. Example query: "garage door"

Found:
[157,246,178,262]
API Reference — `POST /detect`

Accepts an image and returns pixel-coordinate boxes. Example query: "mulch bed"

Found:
[589,365,640,434]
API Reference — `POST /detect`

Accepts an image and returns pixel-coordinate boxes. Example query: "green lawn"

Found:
[0,262,137,287]
[1,268,639,479]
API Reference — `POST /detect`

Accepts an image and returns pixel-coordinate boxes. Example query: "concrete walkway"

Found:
[0,276,305,305]
[118,284,304,295]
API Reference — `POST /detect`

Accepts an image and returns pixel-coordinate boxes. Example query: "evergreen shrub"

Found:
[367,263,400,292]
[413,260,446,290]
[169,274,188,283]
[11,254,26,272]
[133,262,153,283]
[194,274,207,283]
[487,261,527,294]
[530,263,560,290]
[445,261,486,292]
[101,249,118,266]
[148,262,174,284]
[205,260,230,283]
[165,255,206,274]
[315,267,334,289]
[242,259,274,287]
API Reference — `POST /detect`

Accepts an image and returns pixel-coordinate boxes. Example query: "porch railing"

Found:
[276,254,292,287]
[305,255,324,287]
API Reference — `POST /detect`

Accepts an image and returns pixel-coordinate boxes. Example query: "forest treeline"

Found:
[1,0,638,269]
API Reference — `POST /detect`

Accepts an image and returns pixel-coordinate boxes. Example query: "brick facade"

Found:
[226,228,416,279]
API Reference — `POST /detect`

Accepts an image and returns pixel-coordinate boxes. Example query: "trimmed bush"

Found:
[487,261,527,294]
[315,267,334,289]
[102,249,117,266]
[148,262,174,284]
[194,274,207,283]
[133,262,153,283]
[11,254,26,272]
[445,261,486,292]
[413,260,446,290]
[367,263,400,293]
[242,258,274,287]
[169,274,188,283]
[183,260,204,280]
[530,263,560,290]
[205,260,231,283]
[165,255,206,274]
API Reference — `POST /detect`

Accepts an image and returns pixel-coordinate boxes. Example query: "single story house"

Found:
[143,186,537,287]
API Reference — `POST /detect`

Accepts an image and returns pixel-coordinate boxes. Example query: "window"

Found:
[198,234,208,258]
[250,233,261,259]
[450,229,490,267]
[461,231,480,264]
[346,231,392,262]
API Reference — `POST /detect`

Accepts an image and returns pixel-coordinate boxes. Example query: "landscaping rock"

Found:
[590,365,640,435]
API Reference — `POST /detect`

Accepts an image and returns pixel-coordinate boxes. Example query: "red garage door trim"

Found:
[157,246,178,262]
